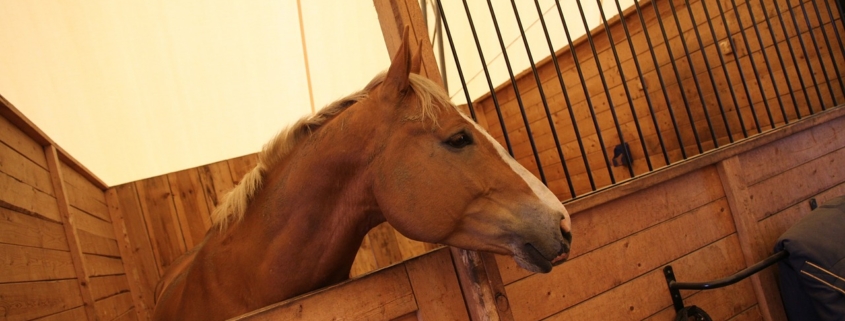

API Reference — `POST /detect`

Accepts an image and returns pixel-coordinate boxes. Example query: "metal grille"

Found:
[433,0,845,200]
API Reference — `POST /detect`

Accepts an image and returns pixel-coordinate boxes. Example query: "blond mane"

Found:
[211,73,455,230]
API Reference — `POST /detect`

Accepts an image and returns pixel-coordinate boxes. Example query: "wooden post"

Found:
[45,145,99,321]
[106,189,153,320]
[717,156,786,321]
[373,1,512,320]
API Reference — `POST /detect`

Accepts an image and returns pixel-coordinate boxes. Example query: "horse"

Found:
[152,29,572,321]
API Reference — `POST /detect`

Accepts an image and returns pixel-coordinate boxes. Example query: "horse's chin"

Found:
[512,243,570,273]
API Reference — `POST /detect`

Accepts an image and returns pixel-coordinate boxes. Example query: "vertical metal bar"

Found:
[762,0,811,119]
[810,0,845,102]
[739,0,789,128]
[652,0,705,154]
[435,0,477,122]
[821,0,845,104]
[780,0,827,113]
[795,0,839,109]
[595,0,653,172]
[532,1,589,197]
[485,0,548,183]
[713,0,763,135]
[554,0,611,190]
[632,0,688,160]
[698,0,748,139]
[432,1,449,96]
[509,0,574,196]
[667,0,720,148]
[574,0,628,181]
[611,0,670,166]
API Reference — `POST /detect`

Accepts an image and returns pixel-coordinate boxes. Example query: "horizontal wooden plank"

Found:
[758,180,845,254]
[546,235,749,320]
[0,109,48,169]
[749,145,845,220]
[505,195,736,321]
[63,171,109,222]
[727,305,764,321]
[78,229,120,257]
[497,166,725,284]
[643,278,757,321]
[350,234,378,278]
[0,139,54,196]
[0,243,76,283]
[232,263,417,320]
[0,170,60,222]
[32,306,87,321]
[90,274,130,301]
[405,248,469,321]
[72,207,116,240]
[0,206,67,251]
[0,279,83,321]
[95,292,133,321]
[85,254,125,277]
[113,308,138,321]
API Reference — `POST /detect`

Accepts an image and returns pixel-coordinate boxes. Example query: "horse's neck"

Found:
[202,122,384,306]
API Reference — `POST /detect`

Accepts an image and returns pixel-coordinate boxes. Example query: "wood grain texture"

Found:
[95,292,134,321]
[0,243,76,283]
[89,274,130,301]
[0,140,54,196]
[0,206,68,251]
[0,279,83,321]
[167,168,212,249]
[227,153,259,185]
[136,175,186,274]
[0,107,48,169]
[405,248,470,321]
[106,187,154,321]
[85,254,125,277]
[0,169,60,222]
[35,306,88,321]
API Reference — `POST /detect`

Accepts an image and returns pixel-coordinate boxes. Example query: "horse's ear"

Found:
[384,27,413,96]
[410,39,423,75]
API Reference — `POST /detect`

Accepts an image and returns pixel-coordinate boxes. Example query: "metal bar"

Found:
[743,0,793,127]
[509,0,573,194]
[670,250,789,290]
[762,0,811,120]
[533,0,590,197]
[698,0,748,139]
[796,0,840,109]
[574,0,627,182]
[779,0,826,113]
[632,0,687,160]
[713,0,763,135]
[824,0,845,66]
[810,0,845,103]
[652,0,705,154]
[554,0,612,190]
[595,0,653,172]
[435,0,477,122]
[485,0,548,183]
[667,0,720,148]
[611,0,670,166]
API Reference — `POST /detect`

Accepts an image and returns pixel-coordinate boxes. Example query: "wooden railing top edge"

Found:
[0,93,109,190]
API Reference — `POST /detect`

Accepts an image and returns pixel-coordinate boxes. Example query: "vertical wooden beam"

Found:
[45,145,99,321]
[373,1,509,319]
[106,188,152,321]
[717,156,786,321]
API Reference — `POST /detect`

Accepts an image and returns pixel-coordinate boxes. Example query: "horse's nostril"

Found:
[561,228,573,244]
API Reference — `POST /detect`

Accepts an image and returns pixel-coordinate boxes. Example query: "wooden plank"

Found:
[0,279,83,321]
[0,170,60,222]
[0,206,68,251]
[77,229,120,257]
[505,195,735,321]
[227,153,259,185]
[0,107,48,169]
[113,308,138,321]
[368,223,405,268]
[405,248,470,321]
[106,187,155,321]
[45,145,98,321]
[547,235,750,320]
[94,292,133,321]
[350,233,378,278]
[729,305,765,321]
[0,243,76,283]
[34,306,88,321]
[232,263,417,320]
[198,160,235,212]
[644,279,758,321]
[89,274,130,301]
[168,168,212,249]
[0,140,54,195]
[498,166,725,285]
[392,228,430,261]
[60,161,109,221]
[73,207,118,240]
[136,175,186,274]
[85,254,126,277]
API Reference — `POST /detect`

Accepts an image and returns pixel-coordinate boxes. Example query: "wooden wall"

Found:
[475,0,845,200]
[0,97,139,320]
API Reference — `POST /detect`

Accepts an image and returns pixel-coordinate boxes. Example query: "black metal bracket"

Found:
[810,198,818,210]
[663,250,789,312]
[612,142,632,168]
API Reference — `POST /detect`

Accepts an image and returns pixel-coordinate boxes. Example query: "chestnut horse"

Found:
[153,31,572,321]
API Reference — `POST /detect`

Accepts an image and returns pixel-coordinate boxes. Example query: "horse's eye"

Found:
[445,132,473,149]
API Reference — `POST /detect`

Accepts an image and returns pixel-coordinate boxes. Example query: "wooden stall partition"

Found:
[0,96,142,321]
[489,105,845,321]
